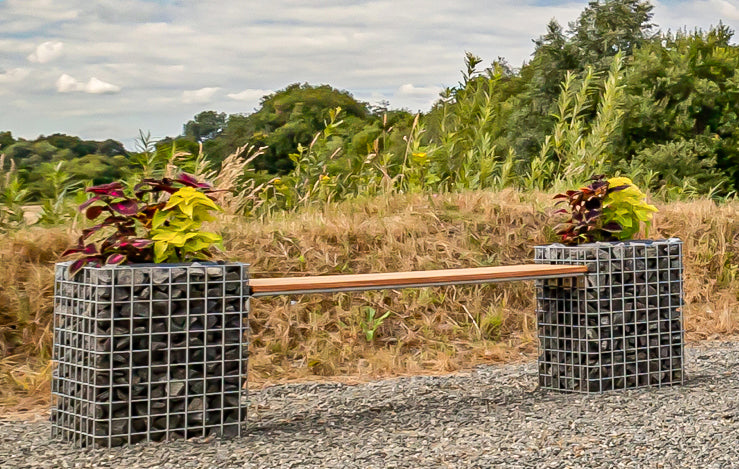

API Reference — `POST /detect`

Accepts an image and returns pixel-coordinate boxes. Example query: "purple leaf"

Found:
[106,253,126,265]
[80,224,103,241]
[131,239,153,248]
[585,209,602,220]
[118,238,152,249]
[109,199,140,216]
[81,243,97,255]
[86,205,104,220]
[137,177,176,190]
[61,245,84,257]
[602,222,622,232]
[79,196,102,211]
[87,182,125,197]
[80,216,126,241]
[69,259,88,276]
[608,184,629,193]
[176,172,211,189]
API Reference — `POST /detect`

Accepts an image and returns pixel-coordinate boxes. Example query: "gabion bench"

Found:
[52,246,683,447]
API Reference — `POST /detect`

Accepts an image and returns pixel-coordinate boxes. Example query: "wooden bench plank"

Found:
[249,264,588,296]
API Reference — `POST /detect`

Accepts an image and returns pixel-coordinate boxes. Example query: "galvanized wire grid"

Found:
[51,262,249,448]
[534,239,684,393]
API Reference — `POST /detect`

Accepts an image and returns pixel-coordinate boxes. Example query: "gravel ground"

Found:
[2,341,739,468]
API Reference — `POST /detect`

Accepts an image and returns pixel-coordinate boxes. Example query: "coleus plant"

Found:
[553,175,658,245]
[63,173,222,274]
[150,186,223,263]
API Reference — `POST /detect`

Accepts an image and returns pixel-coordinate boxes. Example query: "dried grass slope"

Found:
[1,190,738,411]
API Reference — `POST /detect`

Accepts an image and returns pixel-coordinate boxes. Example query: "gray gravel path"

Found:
[2,341,739,468]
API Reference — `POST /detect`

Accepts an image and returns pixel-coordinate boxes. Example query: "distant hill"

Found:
[0,132,130,199]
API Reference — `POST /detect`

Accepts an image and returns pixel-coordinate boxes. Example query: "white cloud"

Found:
[653,0,739,31]
[182,87,220,104]
[391,84,444,110]
[56,74,121,94]
[396,84,443,98]
[0,67,30,83]
[708,0,739,21]
[227,88,272,102]
[0,1,79,35]
[56,73,82,92]
[85,77,121,94]
[28,40,64,63]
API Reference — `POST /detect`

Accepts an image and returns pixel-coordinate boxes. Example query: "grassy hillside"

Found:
[1,190,738,411]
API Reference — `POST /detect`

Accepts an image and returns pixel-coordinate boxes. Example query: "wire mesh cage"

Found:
[534,239,683,393]
[51,261,249,447]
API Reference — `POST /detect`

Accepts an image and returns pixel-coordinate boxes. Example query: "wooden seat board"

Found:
[249,264,587,296]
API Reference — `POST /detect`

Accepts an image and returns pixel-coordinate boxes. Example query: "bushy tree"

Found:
[570,0,655,68]
[507,0,654,160]
[616,24,739,192]
[202,84,373,172]
[1,134,130,200]
[183,111,227,142]
[0,131,14,150]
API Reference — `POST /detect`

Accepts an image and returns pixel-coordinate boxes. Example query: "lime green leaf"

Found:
[151,209,169,230]
[154,241,169,263]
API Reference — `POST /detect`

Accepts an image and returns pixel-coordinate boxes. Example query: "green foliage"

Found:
[507,0,654,159]
[601,176,658,240]
[569,0,655,67]
[33,162,80,226]
[529,53,625,189]
[202,84,371,171]
[131,131,168,178]
[0,132,129,201]
[150,186,223,263]
[0,131,14,150]
[0,155,28,233]
[359,307,392,342]
[479,307,504,340]
[421,54,516,192]
[616,24,739,193]
[626,139,731,196]
[61,154,130,186]
[183,111,227,142]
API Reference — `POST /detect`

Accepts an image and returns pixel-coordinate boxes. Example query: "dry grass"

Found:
[1,190,738,413]
[0,228,73,411]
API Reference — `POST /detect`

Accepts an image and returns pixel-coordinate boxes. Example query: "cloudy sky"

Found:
[0,0,737,148]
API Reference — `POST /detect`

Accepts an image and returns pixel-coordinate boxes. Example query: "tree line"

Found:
[2,0,739,213]
[180,0,739,201]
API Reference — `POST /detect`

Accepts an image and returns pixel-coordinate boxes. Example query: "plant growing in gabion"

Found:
[62,173,222,274]
[53,173,248,447]
[553,175,657,245]
[537,176,683,393]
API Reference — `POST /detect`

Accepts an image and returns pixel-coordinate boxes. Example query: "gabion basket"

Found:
[51,262,249,447]
[534,239,683,393]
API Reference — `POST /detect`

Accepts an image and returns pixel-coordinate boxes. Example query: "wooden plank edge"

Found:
[249,264,588,293]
